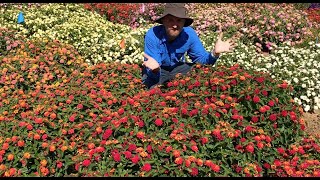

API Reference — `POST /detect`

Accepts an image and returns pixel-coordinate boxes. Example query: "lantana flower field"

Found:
[0,3,320,177]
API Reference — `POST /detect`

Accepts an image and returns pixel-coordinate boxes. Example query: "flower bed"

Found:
[0,4,149,65]
[186,3,319,51]
[306,8,320,23]
[83,3,164,29]
[0,37,319,177]
[0,3,320,112]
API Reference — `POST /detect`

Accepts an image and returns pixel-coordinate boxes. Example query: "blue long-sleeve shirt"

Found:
[144,25,218,80]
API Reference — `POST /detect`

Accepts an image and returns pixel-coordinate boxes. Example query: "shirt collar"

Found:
[159,25,167,45]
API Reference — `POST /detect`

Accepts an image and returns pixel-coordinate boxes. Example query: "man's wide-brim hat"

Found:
[155,3,194,27]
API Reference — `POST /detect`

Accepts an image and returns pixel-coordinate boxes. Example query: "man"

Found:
[142,3,236,89]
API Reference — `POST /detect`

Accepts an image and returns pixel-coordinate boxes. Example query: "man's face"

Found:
[162,14,186,41]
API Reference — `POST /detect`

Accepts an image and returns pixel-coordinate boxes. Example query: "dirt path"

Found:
[303,109,320,137]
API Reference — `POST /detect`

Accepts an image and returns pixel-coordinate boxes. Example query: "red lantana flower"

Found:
[211,164,220,173]
[251,116,259,123]
[191,145,198,152]
[277,147,285,154]
[255,77,265,83]
[190,167,198,176]
[269,114,277,121]
[141,163,151,172]
[246,144,254,153]
[131,155,139,164]
[102,129,113,140]
[82,159,91,167]
[253,96,260,103]
[155,118,163,126]
[201,137,209,145]
[268,100,275,106]
[263,163,271,169]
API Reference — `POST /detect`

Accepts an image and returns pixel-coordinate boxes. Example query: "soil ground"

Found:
[303,109,320,137]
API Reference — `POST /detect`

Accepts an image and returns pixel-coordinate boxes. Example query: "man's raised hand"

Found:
[213,30,237,55]
[143,53,160,72]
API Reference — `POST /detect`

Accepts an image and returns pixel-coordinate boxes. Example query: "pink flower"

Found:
[231,114,240,120]
[263,163,271,169]
[75,163,80,171]
[264,105,270,111]
[268,100,275,106]
[281,110,288,117]
[138,121,144,127]
[57,161,63,168]
[69,114,76,122]
[253,96,260,103]
[255,77,265,83]
[256,165,262,173]
[155,118,163,126]
[190,167,198,176]
[269,114,277,121]
[298,148,305,155]
[147,145,153,154]
[96,146,105,153]
[141,163,152,172]
[191,145,198,152]
[235,165,242,173]
[257,142,264,149]
[82,159,91,167]
[26,124,33,130]
[245,126,254,132]
[235,145,243,151]
[131,155,140,164]
[112,151,121,162]
[246,144,254,153]
[277,147,285,154]
[174,157,183,165]
[29,44,35,48]
[265,136,272,143]
[165,146,172,153]
[251,116,259,123]
[259,106,267,113]
[128,144,137,152]
[102,129,113,140]
[211,164,220,173]
[201,137,209,145]
[77,103,83,109]
[240,138,246,143]
[172,118,178,123]
[123,151,132,159]
[118,108,124,115]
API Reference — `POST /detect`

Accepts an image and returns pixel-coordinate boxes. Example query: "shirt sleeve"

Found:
[186,28,218,65]
[144,29,162,66]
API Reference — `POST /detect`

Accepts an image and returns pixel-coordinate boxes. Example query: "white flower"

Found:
[300,95,307,100]
[302,84,307,88]
[304,105,310,112]
[241,28,248,32]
